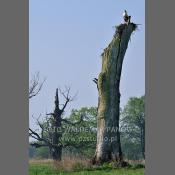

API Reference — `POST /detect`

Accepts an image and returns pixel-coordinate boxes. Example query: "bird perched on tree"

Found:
[123,10,131,24]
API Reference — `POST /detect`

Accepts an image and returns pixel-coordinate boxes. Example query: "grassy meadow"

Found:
[29,159,145,175]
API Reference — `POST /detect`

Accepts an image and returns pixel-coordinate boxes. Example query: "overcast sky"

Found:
[29,0,145,128]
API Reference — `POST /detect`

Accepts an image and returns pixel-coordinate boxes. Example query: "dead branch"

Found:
[61,114,84,126]
[59,86,78,112]
[29,72,46,99]
[30,143,48,148]
[93,78,98,85]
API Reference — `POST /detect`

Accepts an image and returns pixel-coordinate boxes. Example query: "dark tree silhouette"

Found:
[29,87,83,161]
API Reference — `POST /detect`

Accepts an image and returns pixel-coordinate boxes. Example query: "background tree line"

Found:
[29,95,145,160]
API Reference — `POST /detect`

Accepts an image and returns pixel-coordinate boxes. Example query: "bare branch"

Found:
[58,86,78,112]
[46,113,54,116]
[93,78,99,91]
[30,143,48,148]
[93,78,98,85]
[29,72,46,99]
[29,128,43,141]
[29,124,51,145]
[29,127,55,149]
[61,114,84,126]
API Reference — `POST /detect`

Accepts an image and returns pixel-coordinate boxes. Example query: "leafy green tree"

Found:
[62,107,97,158]
[120,96,145,159]
[35,147,50,159]
[121,138,142,160]
[29,145,36,159]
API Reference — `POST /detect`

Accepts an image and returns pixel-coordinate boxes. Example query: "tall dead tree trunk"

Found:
[93,23,137,164]
[50,89,62,161]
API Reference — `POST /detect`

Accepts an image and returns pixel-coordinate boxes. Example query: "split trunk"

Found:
[93,23,136,164]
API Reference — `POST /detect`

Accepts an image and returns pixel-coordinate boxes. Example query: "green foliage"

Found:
[121,139,142,160]
[34,147,50,159]
[121,96,145,131]
[29,145,36,158]
[62,107,97,158]
[29,145,50,159]
[120,95,145,160]
[101,162,113,169]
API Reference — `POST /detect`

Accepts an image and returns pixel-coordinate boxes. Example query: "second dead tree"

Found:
[29,87,83,161]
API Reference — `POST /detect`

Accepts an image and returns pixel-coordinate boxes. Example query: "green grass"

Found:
[29,164,144,175]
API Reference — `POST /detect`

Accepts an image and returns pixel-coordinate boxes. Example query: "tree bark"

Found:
[93,23,137,164]
[50,88,63,161]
